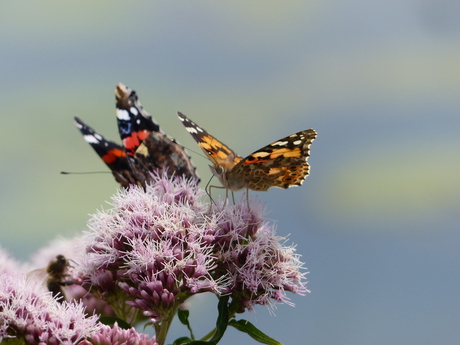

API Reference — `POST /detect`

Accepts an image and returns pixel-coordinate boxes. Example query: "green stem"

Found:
[155,306,179,345]
[127,307,139,326]
[200,298,237,341]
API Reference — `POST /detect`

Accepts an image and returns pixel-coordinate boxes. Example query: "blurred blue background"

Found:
[1,1,459,344]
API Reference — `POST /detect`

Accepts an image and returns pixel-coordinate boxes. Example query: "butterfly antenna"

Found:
[180,145,208,161]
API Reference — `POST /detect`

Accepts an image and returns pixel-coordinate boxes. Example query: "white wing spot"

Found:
[117,109,130,120]
[186,126,199,134]
[130,107,138,115]
[292,140,302,146]
[271,140,288,146]
[84,135,100,144]
[252,151,271,158]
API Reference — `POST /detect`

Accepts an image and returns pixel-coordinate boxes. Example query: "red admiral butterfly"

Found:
[75,84,198,188]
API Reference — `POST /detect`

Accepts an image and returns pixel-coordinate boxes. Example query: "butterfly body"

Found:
[178,112,317,192]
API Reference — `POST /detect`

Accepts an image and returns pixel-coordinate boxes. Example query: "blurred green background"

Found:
[1,1,459,344]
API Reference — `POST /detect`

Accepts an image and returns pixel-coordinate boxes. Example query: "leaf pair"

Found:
[174,296,282,345]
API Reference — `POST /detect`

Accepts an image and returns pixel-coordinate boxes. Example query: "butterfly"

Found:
[75,84,199,188]
[178,112,317,192]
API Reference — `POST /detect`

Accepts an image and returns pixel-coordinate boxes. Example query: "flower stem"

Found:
[155,306,178,345]
[200,327,217,341]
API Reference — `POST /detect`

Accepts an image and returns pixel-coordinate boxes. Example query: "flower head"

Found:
[81,322,157,345]
[77,173,221,323]
[0,272,100,344]
[77,172,308,325]
[209,200,309,313]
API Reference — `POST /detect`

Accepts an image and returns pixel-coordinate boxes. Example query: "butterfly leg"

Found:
[204,177,219,208]
[245,188,250,209]
[231,190,236,205]
[207,184,229,209]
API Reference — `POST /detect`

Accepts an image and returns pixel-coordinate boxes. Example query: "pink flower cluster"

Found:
[0,173,308,344]
[77,173,308,322]
[80,322,157,345]
[213,203,309,312]
[0,273,100,345]
[78,175,222,323]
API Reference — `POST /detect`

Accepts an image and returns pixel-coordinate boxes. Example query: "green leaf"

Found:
[143,321,154,331]
[217,296,230,317]
[228,319,283,345]
[172,336,193,345]
[178,309,195,340]
[209,295,230,342]
[98,316,131,329]
[184,295,230,345]
[178,309,190,325]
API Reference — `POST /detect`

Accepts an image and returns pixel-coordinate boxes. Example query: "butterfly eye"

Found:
[211,165,224,176]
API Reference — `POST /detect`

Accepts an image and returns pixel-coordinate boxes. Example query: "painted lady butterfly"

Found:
[178,112,317,192]
[75,84,199,188]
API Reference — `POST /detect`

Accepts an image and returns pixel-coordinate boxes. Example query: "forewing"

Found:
[177,112,242,170]
[115,83,161,156]
[74,117,138,188]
